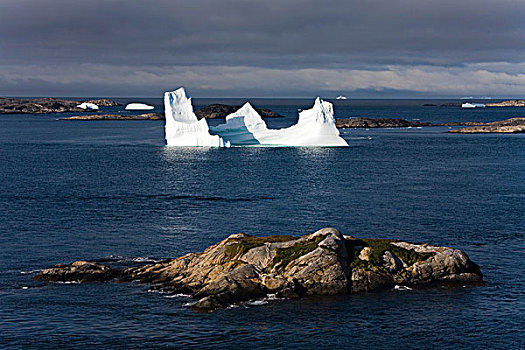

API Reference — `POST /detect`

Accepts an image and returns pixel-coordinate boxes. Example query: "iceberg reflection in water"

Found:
[164,87,348,147]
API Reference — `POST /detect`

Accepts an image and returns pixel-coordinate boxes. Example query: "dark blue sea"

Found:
[0,98,524,349]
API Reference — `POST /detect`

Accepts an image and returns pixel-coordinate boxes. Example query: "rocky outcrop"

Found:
[34,228,484,311]
[485,99,525,107]
[195,104,283,119]
[440,103,462,107]
[335,118,486,128]
[84,99,121,107]
[61,113,164,120]
[448,117,525,133]
[0,97,120,114]
[336,118,432,128]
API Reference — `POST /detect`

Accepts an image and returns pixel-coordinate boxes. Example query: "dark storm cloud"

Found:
[1,0,524,96]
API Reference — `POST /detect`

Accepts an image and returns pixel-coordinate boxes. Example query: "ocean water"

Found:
[0,99,524,349]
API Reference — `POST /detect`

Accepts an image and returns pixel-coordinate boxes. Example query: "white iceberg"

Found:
[461,103,486,108]
[125,103,155,110]
[164,87,347,147]
[164,88,227,147]
[211,98,348,147]
[77,102,99,110]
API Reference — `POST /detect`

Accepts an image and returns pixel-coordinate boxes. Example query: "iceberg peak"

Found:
[164,88,224,147]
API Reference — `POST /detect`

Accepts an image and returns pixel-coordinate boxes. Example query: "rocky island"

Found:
[0,97,120,114]
[35,228,484,311]
[485,99,525,107]
[61,113,164,121]
[335,117,484,128]
[195,104,283,119]
[448,117,525,133]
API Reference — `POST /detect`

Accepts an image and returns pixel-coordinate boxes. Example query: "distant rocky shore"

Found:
[335,117,484,128]
[448,117,525,133]
[61,113,164,120]
[0,97,120,114]
[485,99,525,107]
[34,227,484,311]
[60,103,284,120]
[423,99,525,107]
[1,97,284,120]
[195,104,284,119]
[336,117,525,133]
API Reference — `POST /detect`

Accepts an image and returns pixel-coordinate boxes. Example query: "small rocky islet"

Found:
[336,117,525,133]
[63,113,164,120]
[35,228,484,312]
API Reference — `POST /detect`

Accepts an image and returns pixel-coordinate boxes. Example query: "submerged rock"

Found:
[34,228,484,311]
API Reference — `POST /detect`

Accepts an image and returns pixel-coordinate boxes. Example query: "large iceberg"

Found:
[211,99,348,147]
[164,88,348,147]
[164,88,227,147]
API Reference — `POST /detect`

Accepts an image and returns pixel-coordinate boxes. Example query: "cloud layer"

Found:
[1,0,524,97]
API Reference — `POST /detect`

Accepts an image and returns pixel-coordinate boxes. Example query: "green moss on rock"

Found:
[345,238,434,271]
[271,235,326,270]
[225,234,297,258]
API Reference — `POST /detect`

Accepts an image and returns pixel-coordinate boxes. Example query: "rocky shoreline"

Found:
[336,117,525,133]
[335,117,485,128]
[61,113,164,120]
[34,228,484,312]
[0,97,120,114]
[195,104,283,119]
[422,99,525,107]
[448,117,525,133]
[485,99,525,107]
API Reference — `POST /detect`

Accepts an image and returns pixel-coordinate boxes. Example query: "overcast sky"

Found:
[1,0,524,98]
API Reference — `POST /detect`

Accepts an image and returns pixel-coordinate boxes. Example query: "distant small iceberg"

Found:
[125,103,155,110]
[77,102,99,110]
[336,95,347,100]
[461,103,486,109]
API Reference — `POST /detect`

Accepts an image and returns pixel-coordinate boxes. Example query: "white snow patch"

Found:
[77,102,99,110]
[125,103,155,110]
